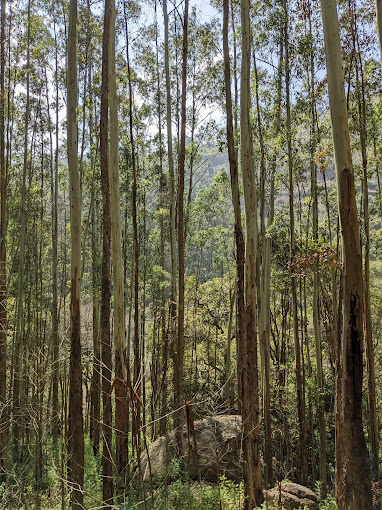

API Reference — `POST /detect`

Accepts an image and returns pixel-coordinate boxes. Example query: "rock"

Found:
[140,415,242,483]
[264,483,318,509]
[264,489,302,509]
[299,498,317,509]
[281,483,318,504]
[140,418,318,510]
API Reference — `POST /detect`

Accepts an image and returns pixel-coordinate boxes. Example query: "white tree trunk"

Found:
[240,0,262,505]
[320,0,372,507]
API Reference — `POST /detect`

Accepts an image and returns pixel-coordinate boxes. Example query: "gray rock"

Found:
[281,483,318,503]
[140,415,242,483]
[299,498,317,509]
[140,419,318,510]
[264,482,318,509]
[264,489,302,509]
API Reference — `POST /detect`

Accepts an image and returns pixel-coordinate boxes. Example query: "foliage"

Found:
[149,477,244,510]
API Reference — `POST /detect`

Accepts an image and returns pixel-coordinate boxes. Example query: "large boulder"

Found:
[140,415,242,483]
[264,482,318,509]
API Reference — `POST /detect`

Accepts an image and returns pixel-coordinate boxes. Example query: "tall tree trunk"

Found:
[124,6,141,489]
[223,0,246,431]
[13,0,30,462]
[225,3,242,408]
[88,55,101,456]
[174,0,188,454]
[320,0,372,507]
[284,0,308,484]
[110,0,128,492]
[51,23,60,441]
[100,0,113,503]
[354,35,379,484]
[162,0,177,371]
[240,0,262,505]
[224,287,235,410]
[67,0,84,507]
[154,1,168,438]
[36,132,45,508]
[376,0,382,63]
[254,50,273,490]
[90,194,101,456]
[0,0,7,482]
[162,0,177,445]
[308,3,327,494]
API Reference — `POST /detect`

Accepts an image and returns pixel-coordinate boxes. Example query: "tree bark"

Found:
[13,0,30,463]
[254,50,273,490]
[284,0,308,484]
[376,0,382,64]
[307,3,327,494]
[223,0,246,426]
[124,6,142,490]
[88,55,101,456]
[240,0,263,505]
[51,22,60,441]
[320,0,372,506]
[110,0,128,491]
[154,2,168,438]
[0,0,7,482]
[100,0,113,503]
[162,0,177,361]
[67,0,84,507]
[174,0,188,454]
[354,42,379,485]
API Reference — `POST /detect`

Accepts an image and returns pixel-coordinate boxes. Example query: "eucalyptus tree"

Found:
[12,0,31,462]
[110,0,128,491]
[174,0,189,454]
[67,0,84,507]
[320,0,372,506]
[223,0,245,423]
[294,0,327,491]
[124,0,142,487]
[376,0,382,63]
[0,0,7,482]
[283,0,308,485]
[307,6,327,495]
[88,14,101,456]
[100,0,113,503]
[153,2,167,438]
[347,1,379,483]
[162,0,177,384]
[240,0,262,504]
[253,48,274,490]
[51,17,60,441]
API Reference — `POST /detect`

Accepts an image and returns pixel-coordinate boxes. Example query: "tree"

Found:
[13,0,30,462]
[351,8,379,483]
[304,0,327,493]
[88,32,101,456]
[110,0,128,491]
[51,19,60,442]
[162,0,177,386]
[284,0,308,485]
[0,0,7,483]
[67,0,84,507]
[254,48,273,489]
[222,0,245,424]
[376,0,382,64]
[125,0,141,488]
[240,0,262,504]
[174,0,189,453]
[100,0,113,503]
[320,0,372,507]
